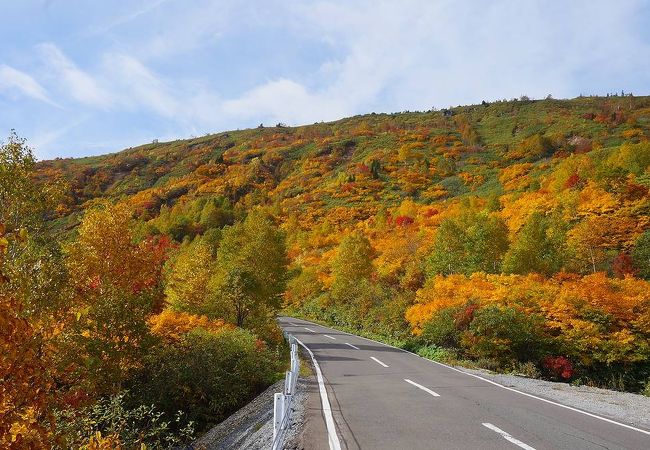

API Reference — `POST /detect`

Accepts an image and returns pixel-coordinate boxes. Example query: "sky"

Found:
[1,0,650,160]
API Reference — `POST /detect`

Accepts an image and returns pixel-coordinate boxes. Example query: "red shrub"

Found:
[454,302,478,329]
[357,163,371,175]
[395,216,414,227]
[542,356,574,380]
[624,183,648,201]
[613,253,637,278]
[564,173,581,189]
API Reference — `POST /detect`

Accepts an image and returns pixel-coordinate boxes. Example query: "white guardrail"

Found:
[271,333,299,450]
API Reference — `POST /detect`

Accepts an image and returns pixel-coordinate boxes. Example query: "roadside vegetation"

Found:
[3,94,650,447]
[1,133,288,448]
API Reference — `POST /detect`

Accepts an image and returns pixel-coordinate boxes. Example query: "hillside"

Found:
[45,95,650,352]
[41,95,650,236]
[4,95,649,447]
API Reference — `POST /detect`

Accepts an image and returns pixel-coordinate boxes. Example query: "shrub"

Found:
[475,357,503,372]
[395,216,414,227]
[131,327,281,431]
[421,307,462,348]
[420,302,477,349]
[462,305,548,366]
[53,391,196,449]
[516,361,542,379]
[542,356,574,380]
[642,380,650,397]
[416,345,456,363]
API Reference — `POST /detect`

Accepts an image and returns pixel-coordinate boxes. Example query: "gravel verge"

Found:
[193,376,309,450]
[460,367,650,429]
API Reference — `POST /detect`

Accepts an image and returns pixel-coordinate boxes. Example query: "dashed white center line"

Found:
[404,379,440,397]
[370,356,389,368]
[304,327,316,333]
[323,334,336,340]
[344,342,360,350]
[482,423,536,450]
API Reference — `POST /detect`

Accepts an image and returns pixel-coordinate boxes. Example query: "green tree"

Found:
[64,202,168,394]
[0,133,65,448]
[199,197,234,230]
[502,212,566,275]
[427,211,508,276]
[330,231,374,303]
[0,131,63,233]
[426,219,465,275]
[211,268,259,327]
[463,305,548,365]
[632,230,650,280]
[209,210,287,328]
[165,237,215,313]
[285,266,323,308]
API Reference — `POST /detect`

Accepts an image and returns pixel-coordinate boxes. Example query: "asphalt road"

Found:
[278,316,650,450]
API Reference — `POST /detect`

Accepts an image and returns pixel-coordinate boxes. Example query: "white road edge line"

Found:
[482,423,536,450]
[304,327,316,333]
[404,378,440,397]
[295,337,342,450]
[287,318,650,436]
[323,334,336,340]
[344,342,360,350]
[370,356,389,368]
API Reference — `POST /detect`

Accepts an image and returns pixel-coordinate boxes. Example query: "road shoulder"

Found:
[461,367,650,430]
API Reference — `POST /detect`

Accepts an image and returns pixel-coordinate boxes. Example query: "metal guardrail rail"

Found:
[271,332,299,450]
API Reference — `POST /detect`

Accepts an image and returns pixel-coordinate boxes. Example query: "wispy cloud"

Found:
[86,0,170,36]
[2,0,650,158]
[0,65,58,106]
[103,52,179,117]
[39,43,113,107]
[29,117,87,160]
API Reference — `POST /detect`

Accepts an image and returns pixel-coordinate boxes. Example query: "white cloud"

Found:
[221,78,350,125]
[39,43,113,107]
[103,53,179,117]
[0,65,57,106]
[289,0,650,111]
[4,0,650,158]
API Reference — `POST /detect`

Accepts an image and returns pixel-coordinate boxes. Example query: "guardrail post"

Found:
[291,353,299,373]
[272,333,301,449]
[273,392,285,441]
[284,371,291,395]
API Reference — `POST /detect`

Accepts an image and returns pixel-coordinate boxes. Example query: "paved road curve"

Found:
[278,317,650,450]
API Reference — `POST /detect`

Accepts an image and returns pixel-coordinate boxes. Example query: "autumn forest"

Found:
[3,95,650,448]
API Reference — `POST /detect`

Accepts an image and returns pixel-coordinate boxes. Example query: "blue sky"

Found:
[1,0,650,160]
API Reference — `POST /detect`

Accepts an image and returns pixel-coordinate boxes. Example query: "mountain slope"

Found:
[37,95,650,392]
[40,96,649,232]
